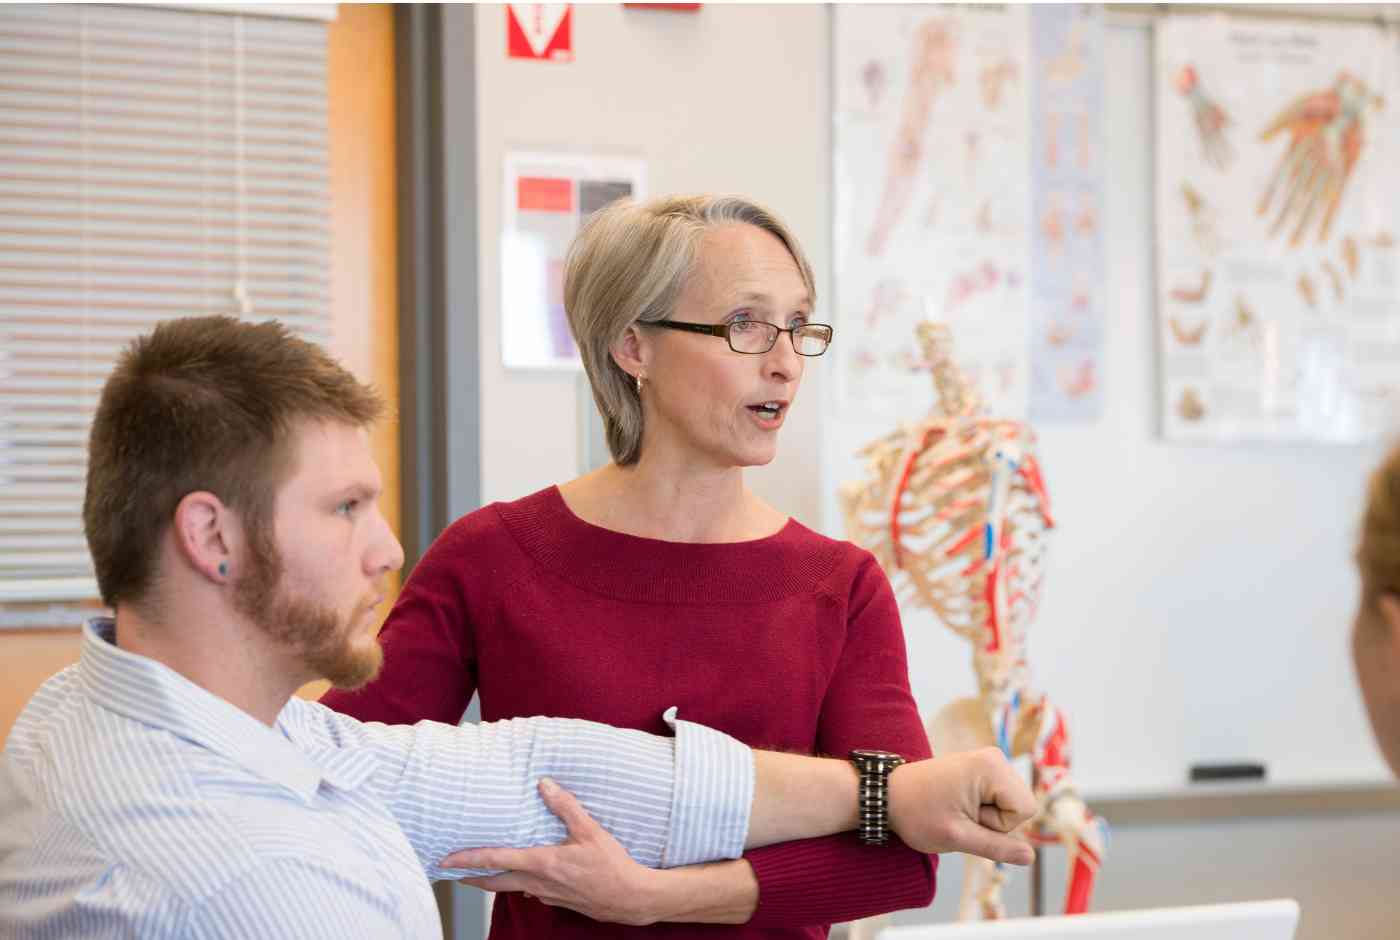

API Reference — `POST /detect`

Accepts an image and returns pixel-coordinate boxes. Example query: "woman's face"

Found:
[1353,596,1400,778]
[637,223,813,472]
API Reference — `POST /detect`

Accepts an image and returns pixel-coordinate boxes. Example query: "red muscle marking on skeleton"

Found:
[1018,454,1054,527]
[984,556,1002,653]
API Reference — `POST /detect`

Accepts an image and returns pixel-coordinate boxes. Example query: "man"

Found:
[0,316,1036,938]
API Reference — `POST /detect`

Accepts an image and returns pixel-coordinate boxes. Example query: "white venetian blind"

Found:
[0,3,329,613]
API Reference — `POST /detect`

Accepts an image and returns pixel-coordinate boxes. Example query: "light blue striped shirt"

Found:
[0,619,753,939]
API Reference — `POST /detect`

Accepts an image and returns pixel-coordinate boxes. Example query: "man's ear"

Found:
[172,491,235,584]
[610,323,649,383]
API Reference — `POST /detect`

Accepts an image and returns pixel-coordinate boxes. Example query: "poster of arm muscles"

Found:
[834,5,1032,420]
[1156,15,1400,442]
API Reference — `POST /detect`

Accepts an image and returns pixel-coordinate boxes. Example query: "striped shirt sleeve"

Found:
[299,703,752,879]
[662,706,754,867]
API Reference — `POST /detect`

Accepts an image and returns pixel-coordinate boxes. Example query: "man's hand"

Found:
[888,748,1037,865]
[440,778,662,926]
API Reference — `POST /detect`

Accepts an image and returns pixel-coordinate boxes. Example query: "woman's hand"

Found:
[888,747,1038,864]
[441,778,663,926]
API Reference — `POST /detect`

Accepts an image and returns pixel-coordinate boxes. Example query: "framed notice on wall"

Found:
[501,151,646,370]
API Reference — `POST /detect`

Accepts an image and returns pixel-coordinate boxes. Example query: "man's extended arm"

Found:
[295,699,1034,883]
[449,747,1032,926]
[293,701,753,879]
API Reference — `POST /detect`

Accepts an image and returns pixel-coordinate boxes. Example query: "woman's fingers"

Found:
[456,871,532,893]
[538,777,604,841]
[441,845,535,871]
[443,778,596,872]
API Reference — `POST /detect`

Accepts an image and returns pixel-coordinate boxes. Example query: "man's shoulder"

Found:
[3,690,339,903]
[5,665,80,754]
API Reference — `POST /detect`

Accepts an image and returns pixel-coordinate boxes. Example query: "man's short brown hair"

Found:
[84,316,384,608]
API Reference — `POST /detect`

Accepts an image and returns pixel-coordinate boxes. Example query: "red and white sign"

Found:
[502,151,646,370]
[507,4,573,62]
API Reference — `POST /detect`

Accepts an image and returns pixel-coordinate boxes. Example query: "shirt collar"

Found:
[77,617,364,802]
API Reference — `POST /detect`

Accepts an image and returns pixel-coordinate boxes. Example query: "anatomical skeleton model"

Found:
[841,322,1105,924]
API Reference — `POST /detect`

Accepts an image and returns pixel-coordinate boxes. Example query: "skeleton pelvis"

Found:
[927,697,997,754]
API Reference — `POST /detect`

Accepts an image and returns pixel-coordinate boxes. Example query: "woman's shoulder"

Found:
[773,517,887,592]
[430,487,561,557]
[780,516,878,563]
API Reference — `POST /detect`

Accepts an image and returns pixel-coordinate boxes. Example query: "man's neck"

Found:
[113,601,302,726]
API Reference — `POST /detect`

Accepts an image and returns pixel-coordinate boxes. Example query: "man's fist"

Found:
[887,747,1037,865]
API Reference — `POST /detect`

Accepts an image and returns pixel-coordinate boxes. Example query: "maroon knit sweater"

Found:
[322,486,937,939]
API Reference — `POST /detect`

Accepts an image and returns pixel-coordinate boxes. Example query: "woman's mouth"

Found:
[746,401,787,427]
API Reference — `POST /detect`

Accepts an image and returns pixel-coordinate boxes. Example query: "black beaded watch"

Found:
[849,748,905,845]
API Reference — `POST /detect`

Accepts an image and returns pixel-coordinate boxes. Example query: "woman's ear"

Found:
[610,323,648,381]
[1378,594,1400,661]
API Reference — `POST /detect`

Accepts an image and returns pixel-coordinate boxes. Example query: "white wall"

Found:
[473,6,1399,938]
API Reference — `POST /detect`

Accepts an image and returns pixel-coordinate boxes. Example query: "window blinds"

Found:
[0,4,329,611]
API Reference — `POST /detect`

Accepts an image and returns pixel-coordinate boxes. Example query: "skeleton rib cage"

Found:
[840,322,1104,920]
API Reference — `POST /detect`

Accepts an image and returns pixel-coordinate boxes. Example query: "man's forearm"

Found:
[745,752,859,848]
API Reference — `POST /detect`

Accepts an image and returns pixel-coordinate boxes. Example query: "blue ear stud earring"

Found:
[218,562,228,578]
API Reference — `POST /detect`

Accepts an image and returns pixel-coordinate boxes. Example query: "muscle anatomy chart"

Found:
[835,5,1033,419]
[1156,15,1400,442]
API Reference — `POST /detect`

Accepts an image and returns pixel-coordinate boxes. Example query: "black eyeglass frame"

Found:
[643,319,835,356]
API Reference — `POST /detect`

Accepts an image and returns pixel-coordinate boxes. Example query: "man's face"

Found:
[1352,596,1400,778]
[233,419,404,689]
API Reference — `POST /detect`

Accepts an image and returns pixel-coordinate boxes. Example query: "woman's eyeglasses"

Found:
[644,320,834,356]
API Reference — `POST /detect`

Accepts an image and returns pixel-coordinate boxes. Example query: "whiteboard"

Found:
[822,20,1393,797]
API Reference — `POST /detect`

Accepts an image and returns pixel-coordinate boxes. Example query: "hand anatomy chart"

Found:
[1156,15,1400,442]
[834,5,1033,419]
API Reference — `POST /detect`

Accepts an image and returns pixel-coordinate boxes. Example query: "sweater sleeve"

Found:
[320,515,481,725]
[743,550,938,927]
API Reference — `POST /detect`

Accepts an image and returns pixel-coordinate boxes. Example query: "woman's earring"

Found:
[635,373,644,395]
[218,561,229,578]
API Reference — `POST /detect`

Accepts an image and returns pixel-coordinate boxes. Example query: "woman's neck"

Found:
[559,459,786,544]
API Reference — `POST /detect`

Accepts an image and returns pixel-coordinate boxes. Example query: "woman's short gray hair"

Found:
[564,193,817,466]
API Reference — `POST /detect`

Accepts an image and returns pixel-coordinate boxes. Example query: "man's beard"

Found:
[232,531,383,690]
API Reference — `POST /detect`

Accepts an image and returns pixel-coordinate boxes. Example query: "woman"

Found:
[1353,443,1400,779]
[323,195,938,938]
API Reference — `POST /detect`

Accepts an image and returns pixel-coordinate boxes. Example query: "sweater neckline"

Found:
[552,483,797,549]
[495,486,842,604]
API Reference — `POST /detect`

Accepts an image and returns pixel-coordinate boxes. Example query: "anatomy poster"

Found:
[1028,4,1105,421]
[501,152,643,370]
[1156,16,1400,442]
[834,5,1032,419]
